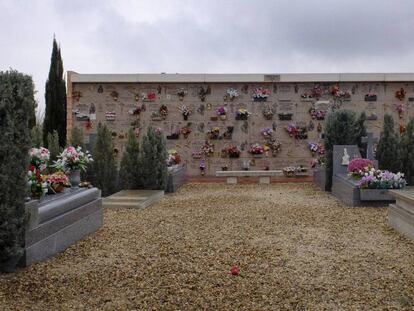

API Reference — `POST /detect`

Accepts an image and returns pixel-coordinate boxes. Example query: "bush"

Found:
[139,127,167,190]
[119,128,141,189]
[324,109,359,191]
[47,130,61,163]
[400,118,414,185]
[0,70,32,271]
[70,126,85,149]
[91,124,117,196]
[356,112,367,158]
[30,125,43,148]
[376,114,401,173]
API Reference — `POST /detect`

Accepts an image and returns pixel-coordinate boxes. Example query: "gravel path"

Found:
[1,183,414,310]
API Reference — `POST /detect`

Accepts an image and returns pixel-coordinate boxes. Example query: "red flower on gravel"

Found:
[231,266,240,275]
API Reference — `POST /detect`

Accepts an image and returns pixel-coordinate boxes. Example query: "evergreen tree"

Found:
[92,124,117,196]
[0,70,32,271]
[324,109,359,191]
[70,126,85,149]
[119,128,141,189]
[43,37,67,147]
[376,115,401,173]
[47,130,61,163]
[30,125,43,148]
[400,118,414,185]
[356,112,367,158]
[139,127,167,190]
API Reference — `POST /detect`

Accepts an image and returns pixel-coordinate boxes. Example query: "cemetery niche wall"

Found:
[67,73,414,177]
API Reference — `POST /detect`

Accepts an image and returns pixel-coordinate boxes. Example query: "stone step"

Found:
[103,190,164,209]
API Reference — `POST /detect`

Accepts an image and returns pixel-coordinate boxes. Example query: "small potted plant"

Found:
[262,106,275,120]
[216,106,227,121]
[235,108,251,120]
[252,87,270,102]
[47,171,69,193]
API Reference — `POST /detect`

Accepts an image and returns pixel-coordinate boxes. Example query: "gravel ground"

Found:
[1,183,414,310]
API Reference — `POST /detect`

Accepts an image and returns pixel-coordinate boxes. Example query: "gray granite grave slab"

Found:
[313,166,326,191]
[166,165,187,193]
[332,145,361,176]
[388,188,414,240]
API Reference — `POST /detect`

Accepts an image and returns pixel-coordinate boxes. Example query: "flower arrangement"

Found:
[261,127,273,138]
[226,88,239,100]
[262,106,275,119]
[223,144,241,158]
[347,158,374,178]
[309,107,326,120]
[249,143,264,155]
[27,166,48,198]
[265,139,282,156]
[181,126,191,138]
[283,166,296,177]
[216,106,227,116]
[252,87,270,101]
[331,85,351,100]
[198,86,211,101]
[128,106,142,115]
[207,127,220,139]
[53,146,93,172]
[192,151,202,159]
[235,108,251,120]
[155,127,163,135]
[167,149,181,166]
[105,111,116,121]
[312,85,322,99]
[177,88,187,100]
[47,171,69,192]
[29,147,50,171]
[285,123,308,139]
[308,142,325,155]
[357,168,406,189]
[396,103,405,118]
[201,141,214,156]
[147,92,156,101]
[179,104,191,120]
[199,160,206,175]
[395,88,406,101]
[159,105,168,119]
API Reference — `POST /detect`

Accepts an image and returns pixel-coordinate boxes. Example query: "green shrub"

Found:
[91,124,117,196]
[324,109,359,191]
[47,130,61,163]
[0,70,32,271]
[119,128,141,189]
[356,112,367,158]
[376,114,401,173]
[400,118,414,185]
[70,126,85,149]
[139,127,167,190]
[30,125,43,148]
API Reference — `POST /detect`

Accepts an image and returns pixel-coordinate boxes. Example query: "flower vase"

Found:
[70,170,81,188]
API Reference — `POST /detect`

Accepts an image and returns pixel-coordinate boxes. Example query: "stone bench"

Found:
[216,170,283,184]
[388,188,414,240]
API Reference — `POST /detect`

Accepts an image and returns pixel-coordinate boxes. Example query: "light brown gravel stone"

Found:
[1,183,414,310]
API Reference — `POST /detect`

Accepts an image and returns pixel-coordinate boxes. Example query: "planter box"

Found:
[278,114,293,121]
[365,95,377,102]
[360,189,395,201]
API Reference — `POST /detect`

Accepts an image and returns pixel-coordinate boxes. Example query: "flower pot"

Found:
[70,170,81,188]
[52,183,65,193]
[220,115,227,121]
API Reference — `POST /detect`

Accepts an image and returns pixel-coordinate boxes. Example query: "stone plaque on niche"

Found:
[277,100,294,112]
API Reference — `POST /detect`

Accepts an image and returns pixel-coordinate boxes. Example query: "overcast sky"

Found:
[1,0,414,113]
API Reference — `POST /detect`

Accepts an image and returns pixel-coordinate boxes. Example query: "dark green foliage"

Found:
[324,109,359,191]
[356,112,367,158]
[400,118,414,185]
[376,115,401,173]
[92,124,117,196]
[119,128,141,189]
[43,38,67,147]
[70,127,85,149]
[0,70,32,270]
[30,125,43,148]
[139,127,167,190]
[47,130,61,163]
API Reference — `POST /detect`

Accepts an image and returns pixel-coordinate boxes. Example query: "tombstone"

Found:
[332,145,361,176]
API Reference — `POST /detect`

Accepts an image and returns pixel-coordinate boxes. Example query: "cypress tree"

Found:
[30,125,43,148]
[376,114,401,173]
[400,118,414,185]
[324,109,359,191]
[139,127,167,190]
[47,130,61,163]
[43,37,67,147]
[119,128,141,189]
[70,126,85,149]
[0,70,32,271]
[92,124,117,196]
[356,112,367,158]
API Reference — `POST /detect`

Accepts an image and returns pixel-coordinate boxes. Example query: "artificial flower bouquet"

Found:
[347,158,374,179]
[235,108,251,120]
[249,143,264,155]
[226,88,239,100]
[261,127,273,138]
[29,147,50,171]
[53,146,93,172]
[252,87,270,101]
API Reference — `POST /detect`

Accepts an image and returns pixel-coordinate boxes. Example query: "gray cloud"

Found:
[1,0,414,113]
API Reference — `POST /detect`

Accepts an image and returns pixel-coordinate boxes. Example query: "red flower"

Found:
[230,266,240,275]
[29,165,35,172]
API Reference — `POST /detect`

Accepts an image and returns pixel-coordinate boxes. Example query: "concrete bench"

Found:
[216,170,283,184]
